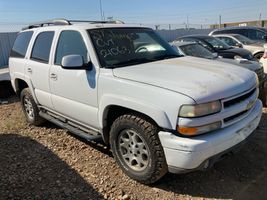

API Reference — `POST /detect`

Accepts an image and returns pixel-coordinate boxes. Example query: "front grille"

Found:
[255,67,265,82]
[224,110,249,124]
[224,88,256,108]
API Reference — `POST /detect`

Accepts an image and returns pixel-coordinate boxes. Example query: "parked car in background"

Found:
[213,34,265,60]
[260,43,267,74]
[171,41,267,106]
[175,35,255,61]
[210,26,267,43]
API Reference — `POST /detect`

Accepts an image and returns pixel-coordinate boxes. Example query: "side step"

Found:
[39,111,102,141]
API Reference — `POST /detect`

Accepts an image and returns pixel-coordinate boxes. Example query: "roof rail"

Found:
[22,18,70,30]
[69,20,124,24]
[22,18,124,30]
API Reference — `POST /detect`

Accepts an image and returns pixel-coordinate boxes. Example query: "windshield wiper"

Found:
[155,54,182,60]
[111,57,157,68]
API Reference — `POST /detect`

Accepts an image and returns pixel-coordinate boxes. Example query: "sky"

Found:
[0,0,267,31]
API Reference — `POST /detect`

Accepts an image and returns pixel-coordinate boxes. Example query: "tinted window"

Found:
[55,31,88,65]
[218,37,238,46]
[247,29,266,40]
[232,29,248,37]
[31,31,54,63]
[10,31,33,58]
[214,29,231,35]
[180,43,215,59]
[204,37,230,50]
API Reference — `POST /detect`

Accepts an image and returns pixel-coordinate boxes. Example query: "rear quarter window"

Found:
[10,31,33,58]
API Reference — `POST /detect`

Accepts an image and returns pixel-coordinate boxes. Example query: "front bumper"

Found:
[158,100,262,173]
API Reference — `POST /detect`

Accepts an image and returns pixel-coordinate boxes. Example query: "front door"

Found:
[49,30,99,129]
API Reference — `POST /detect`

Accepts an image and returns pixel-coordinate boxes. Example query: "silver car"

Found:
[171,41,267,106]
[213,34,265,60]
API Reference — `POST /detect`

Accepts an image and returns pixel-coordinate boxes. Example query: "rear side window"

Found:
[31,31,54,63]
[55,30,88,65]
[218,37,238,46]
[10,31,33,58]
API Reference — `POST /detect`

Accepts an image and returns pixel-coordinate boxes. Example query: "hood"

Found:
[244,43,265,54]
[248,42,264,47]
[219,48,253,59]
[113,56,256,104]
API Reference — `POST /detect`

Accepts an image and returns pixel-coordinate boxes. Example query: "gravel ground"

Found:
[0,99,267,200]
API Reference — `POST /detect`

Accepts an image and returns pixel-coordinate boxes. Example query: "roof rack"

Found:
[69,19,124,24]
[22,19,71,30]
[22,18,124,30]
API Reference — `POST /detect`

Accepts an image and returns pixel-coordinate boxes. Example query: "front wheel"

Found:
[110,114,168,184]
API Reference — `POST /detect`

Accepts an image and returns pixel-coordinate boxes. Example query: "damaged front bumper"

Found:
[158,100,262,174]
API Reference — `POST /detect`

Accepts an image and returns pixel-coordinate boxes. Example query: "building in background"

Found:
[211,19,267,29]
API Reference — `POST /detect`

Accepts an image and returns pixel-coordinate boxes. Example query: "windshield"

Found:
[233,34,254,45]
[204,37,231,50]
[88,28,182,68]
[179,43,216,59]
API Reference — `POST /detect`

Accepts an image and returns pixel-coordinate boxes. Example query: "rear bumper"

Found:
[158,100,262,173]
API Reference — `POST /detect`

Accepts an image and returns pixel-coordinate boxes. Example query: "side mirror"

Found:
[263,35,267,41]
[61,55,92,70]
[236,43,243,48]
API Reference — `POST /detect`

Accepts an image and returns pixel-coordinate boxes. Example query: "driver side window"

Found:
[55,30,88,65]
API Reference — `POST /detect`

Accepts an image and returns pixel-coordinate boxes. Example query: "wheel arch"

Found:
[14,78,38,103]
[99,95,172,144]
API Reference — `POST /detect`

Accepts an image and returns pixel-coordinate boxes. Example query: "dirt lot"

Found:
[0,99,267,200]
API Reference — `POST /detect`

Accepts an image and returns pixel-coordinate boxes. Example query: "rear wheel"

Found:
[110,114,168,184]
[20,88,45,125]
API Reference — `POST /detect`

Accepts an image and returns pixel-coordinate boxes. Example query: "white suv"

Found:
[9,19,262,184]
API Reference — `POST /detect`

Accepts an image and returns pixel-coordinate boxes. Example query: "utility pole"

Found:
[259,13,262,27]
[219,15,222,28]
[186,15,189,30]
[99,0,104,20]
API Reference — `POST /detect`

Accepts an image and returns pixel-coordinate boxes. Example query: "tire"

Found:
[20,88,45,126]
[110,114,168,184]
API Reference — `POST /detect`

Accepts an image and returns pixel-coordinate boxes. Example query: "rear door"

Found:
[9,31,33,82]
[26,31,55,108]
[49,30,99,128]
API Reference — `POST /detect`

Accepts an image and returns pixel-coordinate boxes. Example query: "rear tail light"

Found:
[262,52,267,59]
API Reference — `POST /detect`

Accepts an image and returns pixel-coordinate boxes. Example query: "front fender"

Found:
[98,94,173,129]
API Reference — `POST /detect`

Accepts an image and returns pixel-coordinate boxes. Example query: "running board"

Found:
[39,111,102,141]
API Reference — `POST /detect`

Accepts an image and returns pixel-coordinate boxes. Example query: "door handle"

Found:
[27,67,32,73]
[50,73,58,80]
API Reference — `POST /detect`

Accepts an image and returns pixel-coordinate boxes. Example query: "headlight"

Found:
[255,74,259,86]
[177,121,222,136]
[179,101,221,118]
